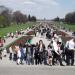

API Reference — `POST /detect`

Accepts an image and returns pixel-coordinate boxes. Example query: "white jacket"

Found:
[53,40,58,53]
[17,49,21,58]
[68,39,75,50]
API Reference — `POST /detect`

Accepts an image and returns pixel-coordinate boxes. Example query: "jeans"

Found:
[66,50,74,66]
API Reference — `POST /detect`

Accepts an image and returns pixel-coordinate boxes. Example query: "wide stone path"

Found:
[0,23,75,75]
[0,65,75,75]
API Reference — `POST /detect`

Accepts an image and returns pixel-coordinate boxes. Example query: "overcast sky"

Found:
[0,0,75,19]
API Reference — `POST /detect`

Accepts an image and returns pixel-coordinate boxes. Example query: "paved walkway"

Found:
[0,63,75,75]
[0,22,75,75]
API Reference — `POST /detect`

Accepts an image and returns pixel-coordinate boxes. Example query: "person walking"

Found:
[23,44,27,61]
[13,46,17,61]
[66,39,75,66]
[9,46,13,60]
[34,43,39,65]
[43,49,48,65]
[30,44,35,65]
[26,44,31,65]
[38,40,45,64]
[3,48,7,57]
[19,45,25,65]
[11,32,14,38]
[52,39,64,66]
[47,45,52,66]
[17,46,21,65]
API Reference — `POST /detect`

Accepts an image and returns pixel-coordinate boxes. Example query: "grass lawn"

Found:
[55,22,75,32]
[62,23,75,31]
[0,22,36,37]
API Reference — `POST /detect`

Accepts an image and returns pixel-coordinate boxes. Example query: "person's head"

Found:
[71,38,75,42]
[23,44,26,48]
[50,42,52,45]
[39,40,43,44]
[48,45,50,48]
[36,42,38,46]
[19,43,23,48]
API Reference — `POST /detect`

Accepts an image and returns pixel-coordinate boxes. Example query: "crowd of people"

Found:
[0,24,75,66]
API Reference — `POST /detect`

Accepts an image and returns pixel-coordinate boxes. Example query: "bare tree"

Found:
[13,11,27,24]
